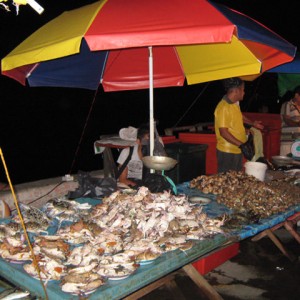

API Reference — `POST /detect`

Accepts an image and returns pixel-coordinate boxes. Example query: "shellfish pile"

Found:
[0,187,225,296]
[190,171,300,218]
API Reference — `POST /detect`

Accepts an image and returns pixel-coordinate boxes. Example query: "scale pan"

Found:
[142,156,177,171]
[272,155,293,166]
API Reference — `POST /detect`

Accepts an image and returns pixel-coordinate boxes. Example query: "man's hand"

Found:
[253,120,264,130]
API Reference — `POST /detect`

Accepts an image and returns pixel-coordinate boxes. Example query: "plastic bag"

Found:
[239,132,255,161]
[68,171,117,199]
[142,173,174,194]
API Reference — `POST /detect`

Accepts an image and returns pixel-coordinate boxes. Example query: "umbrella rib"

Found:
[26,63,40,78]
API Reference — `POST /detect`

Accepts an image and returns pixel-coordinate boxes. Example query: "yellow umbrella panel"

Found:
[178,36,261,85]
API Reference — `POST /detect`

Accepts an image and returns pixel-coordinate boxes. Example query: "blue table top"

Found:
[0,183,299,299]
[0,234,227,300]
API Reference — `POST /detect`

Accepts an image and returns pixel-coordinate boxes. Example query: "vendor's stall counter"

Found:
[0,234,228,300]
[1,183,300,299]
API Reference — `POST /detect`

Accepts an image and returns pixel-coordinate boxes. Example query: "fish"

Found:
[0,288,30,300]
[18,203,51,224]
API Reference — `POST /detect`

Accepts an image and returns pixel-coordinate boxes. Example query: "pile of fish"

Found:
[190,170,300,218]
[0,187,225,296]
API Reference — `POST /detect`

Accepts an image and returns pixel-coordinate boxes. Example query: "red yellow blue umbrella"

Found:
[1,0,296,154]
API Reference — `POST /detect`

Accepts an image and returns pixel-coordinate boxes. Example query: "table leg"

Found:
[123,265,223,300]
[182,264,223,300]
[264,229,295,262]
[102,148,118,178]
[165,278,187,300]
[284,221,300,244]
[102,148,110,177]
[123,273,177,300]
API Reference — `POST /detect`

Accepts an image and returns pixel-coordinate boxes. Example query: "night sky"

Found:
[0,0,299,184]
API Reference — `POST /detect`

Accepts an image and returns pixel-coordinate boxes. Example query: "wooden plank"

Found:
[284,221,300,244]
[251,212,300,260]
[165,278,187,300]
[251,222,285,241]
[264,229,295,261]
[182,264,223,300]
[123,273,176,300]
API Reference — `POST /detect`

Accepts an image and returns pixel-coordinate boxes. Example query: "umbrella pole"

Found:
[149,46,154,157]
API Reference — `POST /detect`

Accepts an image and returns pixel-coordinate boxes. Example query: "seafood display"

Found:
[0,240,32,262]
[0,224,32,262]
[13,203,51,226]
[61,271,106,295]
[43,197,91,224]
[96,253,139,279]
[23,254,67,281]
[0,187,226,296]
[190,170,300,218]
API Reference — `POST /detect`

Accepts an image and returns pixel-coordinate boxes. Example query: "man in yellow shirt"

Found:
[214,77,263,173]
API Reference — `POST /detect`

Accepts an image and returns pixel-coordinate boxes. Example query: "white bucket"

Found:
[244,161,267,181]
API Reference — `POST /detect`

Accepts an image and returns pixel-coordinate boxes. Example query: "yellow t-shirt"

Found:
[214,98,247,154]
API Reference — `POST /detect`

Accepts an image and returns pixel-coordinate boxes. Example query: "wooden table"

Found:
[1,184,299,299]
[94,135,180,178]
[94,135,134,178]
[0,232,228,300]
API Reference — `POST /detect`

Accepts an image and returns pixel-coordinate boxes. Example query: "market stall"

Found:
[0,173,299,299]
[0,189,229,299]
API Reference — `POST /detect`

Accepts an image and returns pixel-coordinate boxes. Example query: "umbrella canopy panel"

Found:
[268,53,300,73]
[85,0,235,50]
[2,0,296,91]
[1,0,296,163]
[2,0,235,72]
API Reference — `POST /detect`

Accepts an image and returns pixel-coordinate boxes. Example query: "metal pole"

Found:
[149,46,154,157]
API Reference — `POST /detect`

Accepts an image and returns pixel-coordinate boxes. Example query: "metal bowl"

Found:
[142,156,178,171]
[271,155,293,167]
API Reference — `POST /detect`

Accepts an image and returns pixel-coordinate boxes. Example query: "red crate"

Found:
[192,243,240,275]
[161,136,180,144]
[243,113,281,160]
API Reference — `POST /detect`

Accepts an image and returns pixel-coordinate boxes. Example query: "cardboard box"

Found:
[192,243,240,275]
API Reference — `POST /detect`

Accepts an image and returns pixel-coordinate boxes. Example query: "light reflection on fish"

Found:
[0,288,30,300]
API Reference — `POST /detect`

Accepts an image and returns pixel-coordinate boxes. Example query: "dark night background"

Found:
[0,0,299,184]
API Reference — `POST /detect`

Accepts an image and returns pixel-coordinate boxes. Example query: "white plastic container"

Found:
[291,139,300,159]
[244,161,267,181]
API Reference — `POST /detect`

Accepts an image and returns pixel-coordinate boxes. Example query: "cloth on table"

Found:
[94,135,135,154]
[250,127,264,161]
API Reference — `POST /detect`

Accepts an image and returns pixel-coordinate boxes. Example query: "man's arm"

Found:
[118,165,137,187]
[219,128,243,147]
[242,115,264,130]
[282,114,300,127]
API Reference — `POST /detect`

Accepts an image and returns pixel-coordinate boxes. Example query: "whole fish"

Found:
[0,288,30,300]
[17,203,51,224]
